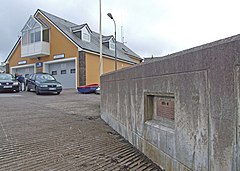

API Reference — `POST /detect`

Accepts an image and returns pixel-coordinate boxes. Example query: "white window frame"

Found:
[109,38,115,51]
[81,26,91,42]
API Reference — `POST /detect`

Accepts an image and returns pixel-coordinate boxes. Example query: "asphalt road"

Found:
[0,89,161,171]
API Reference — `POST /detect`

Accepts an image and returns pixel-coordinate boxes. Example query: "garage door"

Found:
[13,66,34,78]
[48,60,76,89]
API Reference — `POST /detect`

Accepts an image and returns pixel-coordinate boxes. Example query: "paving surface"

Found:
[0,89,161,171]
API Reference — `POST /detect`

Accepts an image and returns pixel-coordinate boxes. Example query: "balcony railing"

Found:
[21,41,50,58]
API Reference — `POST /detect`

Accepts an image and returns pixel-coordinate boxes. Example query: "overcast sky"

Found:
[1,0,240,62]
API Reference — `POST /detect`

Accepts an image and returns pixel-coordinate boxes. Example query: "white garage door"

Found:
[47,60,76,89]
[12,66,34,79]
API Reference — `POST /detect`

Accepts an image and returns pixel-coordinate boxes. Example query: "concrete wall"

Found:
[101,35,240,171]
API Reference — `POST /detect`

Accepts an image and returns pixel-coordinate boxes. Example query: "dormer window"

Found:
[102,36,115,51]
[71,24,91,42]
[109,40,115,51]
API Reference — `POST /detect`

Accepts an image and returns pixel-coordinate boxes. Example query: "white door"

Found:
[47,60,76,89]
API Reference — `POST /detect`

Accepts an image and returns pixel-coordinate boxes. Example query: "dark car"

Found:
[0,73,20,93]
[26,73,62,95]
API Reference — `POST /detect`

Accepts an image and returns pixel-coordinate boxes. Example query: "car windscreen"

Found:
[0,74,14,81]
[36,74,56,82]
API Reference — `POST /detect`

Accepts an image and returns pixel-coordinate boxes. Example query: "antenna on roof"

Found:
[120,10,127,45]
[121,26,127,44]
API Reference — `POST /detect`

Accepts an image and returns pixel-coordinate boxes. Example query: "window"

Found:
[29,30,35,43]
[82,33,90,42]
[35,28,41,42]
[37,74,55,81]
[144,92,175,130]
[31,74,36,81]
[43,29,49,42]
[21,16,50,46]
[61,70,66,74]
[22,31,27,45]
[27,28,41,44]
[70,69,75,74]
[52,71,57,75]
[110,43,115,50]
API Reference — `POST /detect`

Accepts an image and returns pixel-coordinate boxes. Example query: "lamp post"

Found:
[99,0,103,76]
[107,13,117,71]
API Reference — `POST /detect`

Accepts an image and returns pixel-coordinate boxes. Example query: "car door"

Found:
[28,74,36,90]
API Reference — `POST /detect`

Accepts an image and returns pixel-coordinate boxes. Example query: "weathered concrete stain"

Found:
[101,34,240,171]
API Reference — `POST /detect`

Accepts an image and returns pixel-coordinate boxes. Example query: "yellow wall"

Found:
[85,53,132,84]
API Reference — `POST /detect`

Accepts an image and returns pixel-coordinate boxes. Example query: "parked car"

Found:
[0,73,20,93]
[26,73,62,95]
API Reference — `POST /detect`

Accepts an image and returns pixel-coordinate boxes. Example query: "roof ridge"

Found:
[37,9,77,26]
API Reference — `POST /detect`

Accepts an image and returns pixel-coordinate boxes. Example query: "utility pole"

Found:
[99,0,103,75]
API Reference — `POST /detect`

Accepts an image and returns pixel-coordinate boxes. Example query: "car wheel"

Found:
[36,86,40,95]
[57,92,60,95]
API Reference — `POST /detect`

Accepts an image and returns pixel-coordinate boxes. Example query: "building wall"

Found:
[85,53,132,84]
[7,12,140,87]
[101,35,240,171]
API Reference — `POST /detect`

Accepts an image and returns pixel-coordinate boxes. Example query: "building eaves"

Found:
[4,37,21,63]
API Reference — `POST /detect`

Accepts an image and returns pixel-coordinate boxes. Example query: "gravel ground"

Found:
[0,89,161,171]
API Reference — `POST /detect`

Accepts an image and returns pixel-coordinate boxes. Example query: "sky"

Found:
[1,0,240,62]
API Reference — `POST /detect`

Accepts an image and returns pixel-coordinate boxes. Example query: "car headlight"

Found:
[40,84,48,88]
[0,83,1,85]
[13,82,19,85]
[57,84,62,87]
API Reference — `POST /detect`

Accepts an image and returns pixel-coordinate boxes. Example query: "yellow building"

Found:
[5,9,142,88]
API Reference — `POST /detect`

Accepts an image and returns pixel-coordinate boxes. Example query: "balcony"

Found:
[21,16,50,58]
[21,41,50,58]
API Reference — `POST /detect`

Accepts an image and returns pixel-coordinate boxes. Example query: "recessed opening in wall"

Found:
[144,92,175,131]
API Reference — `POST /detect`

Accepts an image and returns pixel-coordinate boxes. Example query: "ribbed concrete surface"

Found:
[0,90,161,171]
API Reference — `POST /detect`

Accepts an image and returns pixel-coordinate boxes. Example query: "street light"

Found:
[107,13,117,71]
[99,0,103,76]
